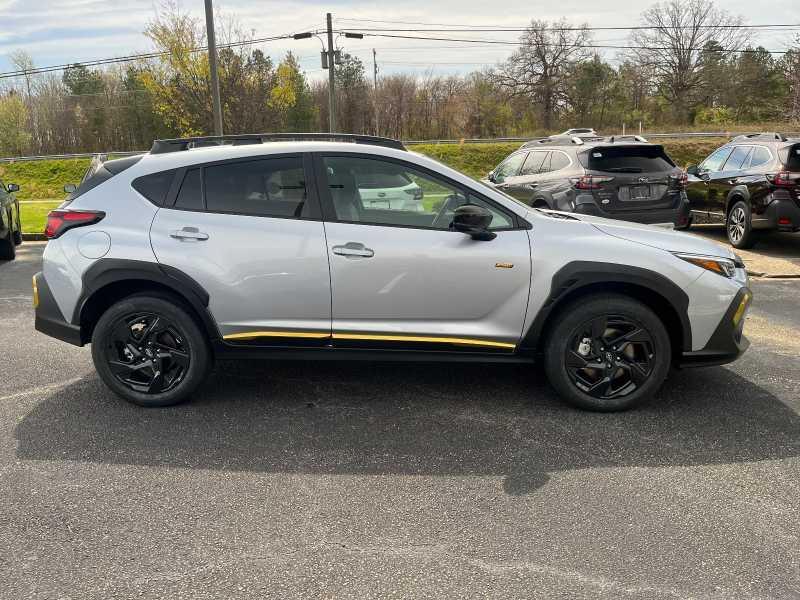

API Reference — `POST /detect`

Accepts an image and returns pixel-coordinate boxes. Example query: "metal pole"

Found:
[373,48,379,136]
[205,0,223,136]
[326,13,336,133]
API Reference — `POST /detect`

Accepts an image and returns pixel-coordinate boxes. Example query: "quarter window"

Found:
[132,169,177,206]
[322,156,513,230]
[748,146,772,169]
[549,152,571,172]
[204,157,308,218]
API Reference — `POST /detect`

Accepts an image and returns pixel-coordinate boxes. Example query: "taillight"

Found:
[670,171,689,189]
[767,171,797,188]
[44,210,105,239]
[571,175,614,190]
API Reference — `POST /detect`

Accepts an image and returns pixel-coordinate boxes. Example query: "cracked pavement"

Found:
[1,243,799,599]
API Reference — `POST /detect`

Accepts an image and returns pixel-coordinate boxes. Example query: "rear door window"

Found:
[520,151,547,176]
[583,146,675,173]
[174,169,203,210]
[204,157,309,218]
[722,146,753,171]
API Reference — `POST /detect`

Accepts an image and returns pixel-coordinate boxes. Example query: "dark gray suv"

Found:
[484,135,691,228]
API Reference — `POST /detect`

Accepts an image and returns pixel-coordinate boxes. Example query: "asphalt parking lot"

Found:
[1,242,799,599]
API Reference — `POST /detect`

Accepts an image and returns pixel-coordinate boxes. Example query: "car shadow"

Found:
[692,224,800,261]
[15,360,800,495]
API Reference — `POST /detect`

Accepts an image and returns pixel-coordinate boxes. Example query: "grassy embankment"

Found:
[2,140,722,232]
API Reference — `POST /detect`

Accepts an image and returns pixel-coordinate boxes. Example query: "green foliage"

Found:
[0,158,89,200]
[0,95,32,156]
[19,201,60,233]
[694,106,734,126]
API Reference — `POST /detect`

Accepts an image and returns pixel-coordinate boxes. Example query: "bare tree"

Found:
[493,19,591,130]
[630,0,749,123]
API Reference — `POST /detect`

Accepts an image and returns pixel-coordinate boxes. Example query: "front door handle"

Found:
[728,178,739,185]
[332,242,374,258]
[170,227,209,241]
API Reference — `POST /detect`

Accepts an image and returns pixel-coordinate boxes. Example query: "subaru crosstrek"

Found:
[484,135,691,229]
[34,133,751,412]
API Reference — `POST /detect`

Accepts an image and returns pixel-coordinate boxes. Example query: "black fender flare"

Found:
[725,186,751,215]
[73,259,220,342]
[520,261,692,353]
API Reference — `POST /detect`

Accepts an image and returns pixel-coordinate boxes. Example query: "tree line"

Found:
[1,0,799,157]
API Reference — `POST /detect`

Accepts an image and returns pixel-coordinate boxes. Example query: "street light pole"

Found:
[326,13,336,133]
[204,0,223,136]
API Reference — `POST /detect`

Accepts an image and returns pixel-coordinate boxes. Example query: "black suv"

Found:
[0,179,22,260]
[685,133,800,248]
[484,135,691,228]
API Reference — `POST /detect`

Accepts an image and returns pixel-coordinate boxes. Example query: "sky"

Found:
[1,0,799,81]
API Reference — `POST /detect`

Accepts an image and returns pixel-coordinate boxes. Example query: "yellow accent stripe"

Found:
[224,331,331,340]
[332,332,515,349]
[223,330,515,349]
[32,275,39,309]
[732,291,752,327]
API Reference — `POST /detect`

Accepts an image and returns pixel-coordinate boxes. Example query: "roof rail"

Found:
[606,135,648,143]
[522,135,587,148]
[150,133,406,154]
[731,132,787,142]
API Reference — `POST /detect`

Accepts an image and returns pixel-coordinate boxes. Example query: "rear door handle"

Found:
[170,227,209,241]
[332,242,374,258]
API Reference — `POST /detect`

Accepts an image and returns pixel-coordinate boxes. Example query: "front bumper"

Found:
[678,287,751,368]
[33,272,83,346]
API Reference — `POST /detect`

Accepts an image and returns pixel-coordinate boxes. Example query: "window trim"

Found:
[746,145,774,170]
[519,150,548,176]
[544,149,573,173]
[161,152,322,221]
[700,147,733,173]
[721,145,754,172]
[312,152,528,232]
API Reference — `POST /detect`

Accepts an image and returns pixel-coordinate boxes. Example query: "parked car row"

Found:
[484,131,800,248]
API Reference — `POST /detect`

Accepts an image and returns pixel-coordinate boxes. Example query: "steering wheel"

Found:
[431,194,465,229]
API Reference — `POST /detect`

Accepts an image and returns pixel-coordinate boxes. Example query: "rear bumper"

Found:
[33,272,83,346]
[752,195,800,231]
[574,194,690,226]
[677,287,751,368]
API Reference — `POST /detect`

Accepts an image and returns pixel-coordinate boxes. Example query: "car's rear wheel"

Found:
[727,200,757,249]
[13,206,22,245]
[91,294,211,407]
[543,294,671,411]
[0,215,16,260]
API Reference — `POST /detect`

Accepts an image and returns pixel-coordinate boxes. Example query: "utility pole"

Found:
[204,0,223,136]
[373,48,379,136]
[326,13,336,133]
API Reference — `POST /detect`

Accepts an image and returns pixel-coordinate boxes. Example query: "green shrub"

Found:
[0,158,89,201]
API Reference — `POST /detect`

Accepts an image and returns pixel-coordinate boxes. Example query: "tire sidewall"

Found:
[544,294,671,412]
[91,295,211,407]
[727,200,756,249]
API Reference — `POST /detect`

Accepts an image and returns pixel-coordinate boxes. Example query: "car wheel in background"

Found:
[91,294,212,407]
[726,200,757,249]
[13,206,22,245]
[544,294,671,412]
[0,218,16,260]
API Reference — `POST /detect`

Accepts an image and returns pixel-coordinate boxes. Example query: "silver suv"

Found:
[34,133,752,411]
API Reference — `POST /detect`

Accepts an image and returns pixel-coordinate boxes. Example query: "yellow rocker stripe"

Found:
[223,331,515,349]
[224,331,331,340]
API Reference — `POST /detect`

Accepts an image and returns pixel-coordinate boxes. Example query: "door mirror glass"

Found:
[452,204,496,241]
[63,183,77,194]
[6,183,19,193]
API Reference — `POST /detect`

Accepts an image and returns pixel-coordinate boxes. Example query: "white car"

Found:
[34,133,751,411]
[349,165,424,211]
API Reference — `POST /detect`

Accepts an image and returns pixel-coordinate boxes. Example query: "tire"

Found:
[13,206,22,245]
[91,294,212,407]
[0,218,16,260]
[726,200,757,249]
[532,198,551,209]
[543,294,671,412]
[673,214,693,231]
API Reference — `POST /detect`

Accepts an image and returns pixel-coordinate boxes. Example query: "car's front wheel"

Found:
[91,294,212,407]
[544,294,671,411]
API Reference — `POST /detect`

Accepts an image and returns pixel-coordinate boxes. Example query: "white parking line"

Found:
[0,377,83,403]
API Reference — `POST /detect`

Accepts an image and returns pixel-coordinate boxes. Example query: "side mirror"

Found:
[686,165,699,176]
[6,183,19,193]
[487,170,496,183]
[452,204,496,241]
[64,183,77,194]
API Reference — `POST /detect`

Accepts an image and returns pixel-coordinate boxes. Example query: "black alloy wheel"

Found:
[105,312,190,394]
[564,314,655,400]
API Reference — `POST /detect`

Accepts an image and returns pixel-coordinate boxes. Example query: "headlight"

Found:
[674,253,738,278]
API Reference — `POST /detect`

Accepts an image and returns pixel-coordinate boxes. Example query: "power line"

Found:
[0,32,305,80]
[351,32,795,55]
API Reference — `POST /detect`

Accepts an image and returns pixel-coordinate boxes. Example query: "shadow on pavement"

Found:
[15,360,800,494]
